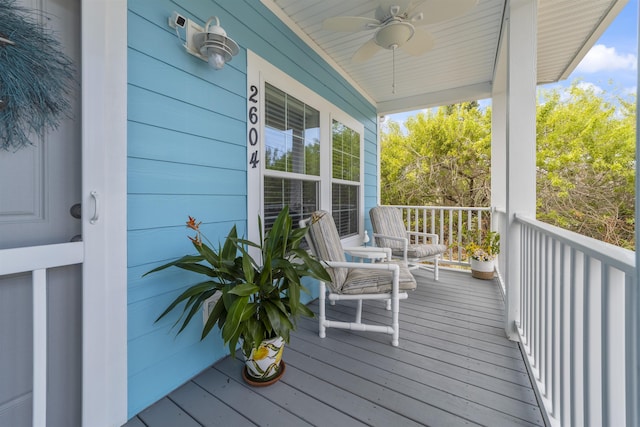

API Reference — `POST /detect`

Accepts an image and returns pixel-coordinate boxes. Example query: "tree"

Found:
[381,102,492,207]
[380,82,636,248]
[536,83,636,249]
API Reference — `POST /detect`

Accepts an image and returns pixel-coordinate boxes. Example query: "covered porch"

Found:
[1,1,636,426]
[124,269,545,427]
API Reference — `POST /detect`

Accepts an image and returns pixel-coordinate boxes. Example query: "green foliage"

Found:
[536,82,636,249]
[380,82,636,248]
[144,206,331,357]
[381,102,492,207]
[463,228,500,261]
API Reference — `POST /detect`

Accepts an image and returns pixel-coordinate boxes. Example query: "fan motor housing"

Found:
[375,21,415,49]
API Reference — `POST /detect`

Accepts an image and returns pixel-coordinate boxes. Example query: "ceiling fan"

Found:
[323,0,479,63]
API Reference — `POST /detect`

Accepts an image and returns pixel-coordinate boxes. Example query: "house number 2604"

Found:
[248,84,259,169]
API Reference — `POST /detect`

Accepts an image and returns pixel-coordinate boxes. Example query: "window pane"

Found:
[265,83,319,176]
[332,183,358,238]
[264,177,318,233]
[305,105,320,176]
[332,119,360,182]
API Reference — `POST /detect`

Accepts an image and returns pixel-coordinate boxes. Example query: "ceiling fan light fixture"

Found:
[374,22,414,49]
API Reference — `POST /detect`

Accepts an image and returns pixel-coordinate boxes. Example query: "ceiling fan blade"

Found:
[400,27,434,56]
[352,38,382,63]
[323,16,380,32]
[410,0,478,25]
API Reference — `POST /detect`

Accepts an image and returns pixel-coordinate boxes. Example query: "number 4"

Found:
[249,150,259,168]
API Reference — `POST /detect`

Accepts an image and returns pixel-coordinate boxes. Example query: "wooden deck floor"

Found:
[123,269,544,427]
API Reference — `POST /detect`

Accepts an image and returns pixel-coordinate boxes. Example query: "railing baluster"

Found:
[33,269,47,427]
[583,255,590,427]
[560,242,567,426]
[601,265,609,426]
[422,208,427,244]
[551,238,559,418]
[570,247,577,427]
[533,229,539,372]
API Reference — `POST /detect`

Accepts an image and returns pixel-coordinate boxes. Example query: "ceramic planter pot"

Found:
[243,336,285,384]
[470,258,495,280]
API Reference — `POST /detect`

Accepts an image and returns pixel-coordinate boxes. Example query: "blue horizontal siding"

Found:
[128,221,247,268]
[128,122,246,170]
[128,158,246,195]
[128,85,245,142]
[126,0,377,418]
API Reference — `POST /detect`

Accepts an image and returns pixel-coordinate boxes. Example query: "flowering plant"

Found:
[464,229,500,261]
[144,206,331,358]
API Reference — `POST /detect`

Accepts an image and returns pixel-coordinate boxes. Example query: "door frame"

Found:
[81,1,128,425]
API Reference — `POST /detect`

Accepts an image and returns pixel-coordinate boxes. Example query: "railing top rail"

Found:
[0,242,84,276]
[515,214,635,274]
[385,205,492,212]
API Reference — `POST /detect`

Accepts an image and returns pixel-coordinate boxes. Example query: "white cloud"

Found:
[576,44,637,73]
[576,81,603,94]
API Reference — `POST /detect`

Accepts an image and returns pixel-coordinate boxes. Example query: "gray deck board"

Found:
[135,397,200,427]
[122,269,544,427]
[169,381,255,426]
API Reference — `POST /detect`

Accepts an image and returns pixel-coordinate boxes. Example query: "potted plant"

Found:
[144,206,331,385]
[464,228,500,280]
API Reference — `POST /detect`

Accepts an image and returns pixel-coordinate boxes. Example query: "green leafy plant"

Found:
[464,228,500,261]
[144,206,331,357]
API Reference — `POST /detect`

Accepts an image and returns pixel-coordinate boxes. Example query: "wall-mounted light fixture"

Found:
[169,12,239,69]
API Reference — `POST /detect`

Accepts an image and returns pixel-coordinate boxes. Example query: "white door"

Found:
[0,1,127,426]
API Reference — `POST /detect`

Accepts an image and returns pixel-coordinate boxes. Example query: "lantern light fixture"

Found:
[168,12,239,70]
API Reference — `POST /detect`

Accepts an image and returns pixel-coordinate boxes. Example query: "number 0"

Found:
[249,127,258,146]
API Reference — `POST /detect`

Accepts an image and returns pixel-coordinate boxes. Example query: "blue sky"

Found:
[387,0,638,125]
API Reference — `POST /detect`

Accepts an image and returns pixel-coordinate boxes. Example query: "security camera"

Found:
[169,11,186,29]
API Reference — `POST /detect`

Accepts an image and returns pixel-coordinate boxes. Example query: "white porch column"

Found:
[631,4,640,425]
[499,0,538,340]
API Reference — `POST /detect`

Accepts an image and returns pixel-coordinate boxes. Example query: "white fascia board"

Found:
[559,0,630,80]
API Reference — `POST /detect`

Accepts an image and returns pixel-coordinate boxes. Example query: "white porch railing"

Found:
[515,215,636,427]
[386,205,493,266]
[0,242,84,427]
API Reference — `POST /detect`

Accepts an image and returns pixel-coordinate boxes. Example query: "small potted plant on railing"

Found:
[144,206,331,385]
[464,229,500,280]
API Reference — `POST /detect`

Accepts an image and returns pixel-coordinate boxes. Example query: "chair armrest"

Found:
[372,233,409,262]
[323,260,399,271]
[372,233,408,244]
[406,231,440,244]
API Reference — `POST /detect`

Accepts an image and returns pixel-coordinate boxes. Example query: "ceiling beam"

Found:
[377,82,493,115]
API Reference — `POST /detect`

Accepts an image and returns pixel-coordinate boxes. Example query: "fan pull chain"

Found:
[392,45,397,94]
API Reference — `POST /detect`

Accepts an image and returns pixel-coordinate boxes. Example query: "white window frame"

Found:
[247,51,364,247]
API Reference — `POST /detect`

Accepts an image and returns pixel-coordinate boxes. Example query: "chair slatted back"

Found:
[304,211,347,292]
[369,206,407,249]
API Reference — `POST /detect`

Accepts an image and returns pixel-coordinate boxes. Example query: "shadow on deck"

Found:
[124,269,544,427]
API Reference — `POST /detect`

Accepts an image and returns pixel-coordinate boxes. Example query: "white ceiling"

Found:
[262,0,628,114]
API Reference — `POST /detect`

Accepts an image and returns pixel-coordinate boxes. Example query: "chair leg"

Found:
[355,299,362,323]
[318,281,326,338]
[391,295,400,347]
[434,257,440,281]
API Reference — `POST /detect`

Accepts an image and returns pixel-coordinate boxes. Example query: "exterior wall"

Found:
[126,0,377,417]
